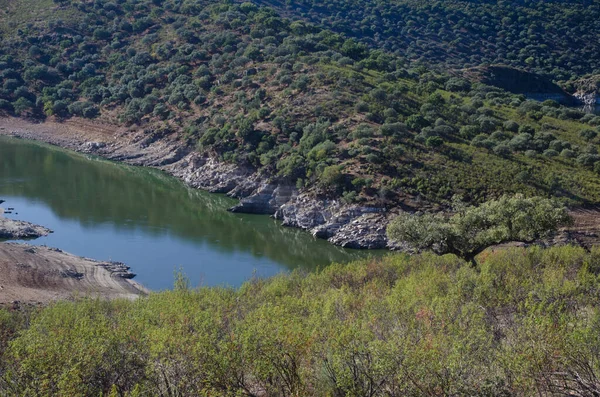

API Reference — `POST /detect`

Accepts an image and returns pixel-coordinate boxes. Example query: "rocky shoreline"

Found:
[0,217,52,240]
[0,117,399,249]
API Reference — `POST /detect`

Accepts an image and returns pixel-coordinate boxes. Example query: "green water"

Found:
[0,136,380,290]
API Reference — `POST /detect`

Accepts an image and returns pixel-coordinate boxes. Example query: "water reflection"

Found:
[0,137,380,289]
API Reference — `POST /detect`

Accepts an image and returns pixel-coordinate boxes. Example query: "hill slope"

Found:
[1,0,600,249]
[253,0,600,82]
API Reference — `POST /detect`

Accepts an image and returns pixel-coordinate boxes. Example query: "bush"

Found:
[503,120,519,132]
[12,97,35,115]
[543,149,559,158]
[493,143,511,157]
[508,133,532,151]
[577,153,600,166]
[319,165,344,191]
[560,149,576,158]
[580,129,598,141]
[471,134,495,149]
[426,136,444,148]
[380,122,408,137]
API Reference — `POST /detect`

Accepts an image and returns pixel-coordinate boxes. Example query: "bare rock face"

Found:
[229,183,297,214]
[274,194,399,249]
[163,153,254,193]
[0,218,52,240]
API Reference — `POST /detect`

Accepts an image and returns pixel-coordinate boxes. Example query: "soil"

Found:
[0,242,146,306]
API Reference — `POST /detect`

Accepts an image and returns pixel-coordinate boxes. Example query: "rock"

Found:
[0,218,52,240]
[229,183,297,214]
[81,141,106,153]
[96,261,136,279]
[275,194,401,249]
[164,153,254,193]
[60,269,84,280]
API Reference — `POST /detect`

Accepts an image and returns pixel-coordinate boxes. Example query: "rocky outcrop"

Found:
[166,154,397,247]
[230,183,297,214]
[0,217,52,240]
[163,152,254,193]
[274,194,400,249]
[96,262,136,279]
[574,91,600,113]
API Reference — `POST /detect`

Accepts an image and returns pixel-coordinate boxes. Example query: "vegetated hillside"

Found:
[254,0,600,82]
[2,245,600,395]
[1,0,600,208]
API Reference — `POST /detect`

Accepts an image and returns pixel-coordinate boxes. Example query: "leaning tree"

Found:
[387,194,573,265]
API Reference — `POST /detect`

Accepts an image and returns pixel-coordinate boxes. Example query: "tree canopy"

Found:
[387,195,573,264]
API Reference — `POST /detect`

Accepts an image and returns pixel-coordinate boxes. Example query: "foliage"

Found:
[2,246,600,395]
[387,195,573,263]
[253,0,600,81]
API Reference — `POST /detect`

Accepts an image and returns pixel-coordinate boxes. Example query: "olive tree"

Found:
[387,195,572,265]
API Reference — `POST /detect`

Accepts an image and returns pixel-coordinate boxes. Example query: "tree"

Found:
[12,97,35,116]
[387,195,572,265]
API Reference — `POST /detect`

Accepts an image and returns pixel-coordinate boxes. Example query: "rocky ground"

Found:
[0,117,397,249]
[0,243,146,306]
[0,217,52,240]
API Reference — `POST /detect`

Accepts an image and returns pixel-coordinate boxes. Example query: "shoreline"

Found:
[0,116,399,249]
[0,204,146,305]
[0,242,147,306]
[2,117,600,252]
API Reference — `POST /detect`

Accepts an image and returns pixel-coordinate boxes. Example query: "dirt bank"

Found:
[0,242,146,306]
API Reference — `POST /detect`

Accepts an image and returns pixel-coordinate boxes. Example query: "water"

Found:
[0,137,380,290]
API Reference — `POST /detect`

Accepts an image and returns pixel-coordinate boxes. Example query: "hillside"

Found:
[2,245,600,395]
[253,0,600,83]
[1,0,600,212]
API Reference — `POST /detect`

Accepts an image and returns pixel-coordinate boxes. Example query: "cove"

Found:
[0,136,380,290]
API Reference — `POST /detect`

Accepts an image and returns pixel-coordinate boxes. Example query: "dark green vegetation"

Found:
[387,194,572,264]
[254,0,600,82]
[1,0,600,208]
[2,245,600,395]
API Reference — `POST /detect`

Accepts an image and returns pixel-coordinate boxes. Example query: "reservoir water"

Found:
[0,136,379,290]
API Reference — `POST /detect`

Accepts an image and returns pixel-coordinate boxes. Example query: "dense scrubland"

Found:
[1,0,600,208]
[1,246,600,396]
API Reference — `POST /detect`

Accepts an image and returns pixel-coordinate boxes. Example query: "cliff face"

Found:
[0,118,399,250]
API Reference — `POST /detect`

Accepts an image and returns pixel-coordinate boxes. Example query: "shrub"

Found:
[319,165,344,191]
[493,143,511,157]
[580,129,598,141]
[503,120,519,132]
[543,149,559,158]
